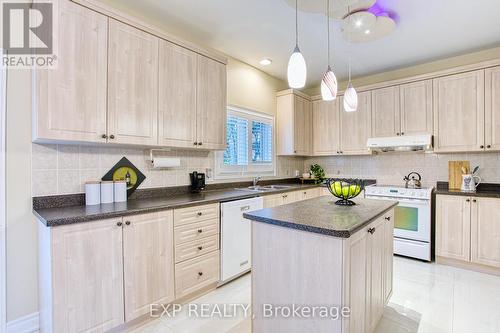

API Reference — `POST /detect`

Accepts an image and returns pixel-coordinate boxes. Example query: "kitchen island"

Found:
[244,196,397,333]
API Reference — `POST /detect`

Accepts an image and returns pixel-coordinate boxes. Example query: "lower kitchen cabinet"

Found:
[436,195,471,261]
[263,193,283,208]
[437,195,500,270]
[300,188,321,200]
[344,213,393,333]
[174,252,220,298]
[39,218,125,333]
[38,211,175,333]
[123,212,175,321]
[471,197,500,268]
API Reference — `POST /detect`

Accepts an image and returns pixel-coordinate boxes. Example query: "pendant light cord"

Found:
[327,0,330,67]
[295,0,299,46]
[347,4,352,82]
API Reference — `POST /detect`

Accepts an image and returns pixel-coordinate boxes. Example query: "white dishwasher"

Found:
[220,196,263,284]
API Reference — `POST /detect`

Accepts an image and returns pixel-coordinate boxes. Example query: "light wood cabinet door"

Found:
[158,41,197,148]
[400,80,433,135]
[433,70,485,152]
[294,96,312,155]
[300,188,321,200]
[312,99,340,155]
[383,210,394,304]
[371,86,400,137]
[346,225,368,333]
[196,55,227,149]
[122,211,175,321]
[339,91,372,155]
[108,19,159,145]
[34,0,108,143]
[471,197,500,268]
[436,195,471,261]
[367,217,385,333]
[52,218,124,333]
[263,194,283,208]
[485,66,500,151]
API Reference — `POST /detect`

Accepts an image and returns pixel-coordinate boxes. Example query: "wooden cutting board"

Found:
[448,161,470,190]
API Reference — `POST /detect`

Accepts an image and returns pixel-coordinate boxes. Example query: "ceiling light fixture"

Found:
[259,58,272,65]
[355,20,362,27]
[320,0,337,101]
[344,5,358,112]
[287,0,307,88]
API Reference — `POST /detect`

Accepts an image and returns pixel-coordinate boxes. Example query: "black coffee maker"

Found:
[190,172,206,193]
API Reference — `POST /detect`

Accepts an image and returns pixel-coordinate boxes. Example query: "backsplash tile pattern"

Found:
[305,152,500,188]
[31,143,305,196]
[32,143,500,196]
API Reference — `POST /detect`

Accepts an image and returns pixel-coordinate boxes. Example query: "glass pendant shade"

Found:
[287,45,307,88]
[343,82,358,112]
[321,66,338,101]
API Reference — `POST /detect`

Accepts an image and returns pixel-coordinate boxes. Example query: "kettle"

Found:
[404,172,422,189]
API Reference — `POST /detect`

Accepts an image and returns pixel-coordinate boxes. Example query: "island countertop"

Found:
[244,196,398,238]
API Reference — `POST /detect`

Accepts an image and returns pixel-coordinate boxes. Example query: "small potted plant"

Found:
[309,164,325,184]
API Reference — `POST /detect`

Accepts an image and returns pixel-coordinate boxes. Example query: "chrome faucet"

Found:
[253,176,262,187]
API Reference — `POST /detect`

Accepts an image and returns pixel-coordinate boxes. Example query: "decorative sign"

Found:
[102,157,146,197]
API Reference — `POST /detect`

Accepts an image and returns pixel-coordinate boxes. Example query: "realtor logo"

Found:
[2,0,57,67]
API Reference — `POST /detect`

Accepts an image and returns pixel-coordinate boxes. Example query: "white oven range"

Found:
[365,185,433,261]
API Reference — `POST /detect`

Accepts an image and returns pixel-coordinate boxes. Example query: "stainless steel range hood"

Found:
[367,134,433,152]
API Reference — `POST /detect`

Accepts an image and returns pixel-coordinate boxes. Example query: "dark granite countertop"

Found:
[34,183,323,227]
[434,182,500,198]
[243,197,398,238]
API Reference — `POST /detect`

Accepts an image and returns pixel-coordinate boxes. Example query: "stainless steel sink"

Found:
[261,185,293,190]
[234,184,294,192]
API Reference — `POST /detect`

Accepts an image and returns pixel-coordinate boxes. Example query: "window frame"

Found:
[215,105,276,179]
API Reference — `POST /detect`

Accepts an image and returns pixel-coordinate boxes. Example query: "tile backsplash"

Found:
[31,143,305,196]
[305,152,500,188]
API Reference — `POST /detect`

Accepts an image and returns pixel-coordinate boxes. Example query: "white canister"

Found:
[85,181,101,205]
[100,181,114,204]
[114,180,127,203]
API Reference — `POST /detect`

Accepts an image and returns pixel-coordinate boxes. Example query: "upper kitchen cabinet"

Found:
[158,41,197,148]
[399,80,433,135]
[433,70,485,152]
[312,98,340,155]
[485,66,500,151]
[277,90,312,156]
[108,20,159,145]
[196,55,227,150]
[371,86,400,137]
[33,0,108,143]
[339,91,372,155]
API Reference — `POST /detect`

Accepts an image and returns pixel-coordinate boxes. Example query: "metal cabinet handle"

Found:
[487,145,492,149]
[116,222,123,227]
[102,134,108,139]
[125,221,130,226]
[109,134,115,139]
[401,132,405,136]
[385,216,391,221]
[197,229,203,233]
[198,272,203,276]
[198,246,203,250]
[194,142,198,146]
[396,133,400,136]
[480,145,485,149]
[473,199,477,203]
[368,227,376,234]
[198,142,203,146]
[466,199,470,202]
[197,212,203,216]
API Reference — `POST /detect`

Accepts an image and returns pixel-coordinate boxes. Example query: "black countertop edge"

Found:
[435,181,500,198]
[33,183,320,227]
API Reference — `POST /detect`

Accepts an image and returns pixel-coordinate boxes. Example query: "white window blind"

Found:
[216,106,275,178]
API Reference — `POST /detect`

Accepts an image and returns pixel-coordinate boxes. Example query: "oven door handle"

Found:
[366,196,430,205]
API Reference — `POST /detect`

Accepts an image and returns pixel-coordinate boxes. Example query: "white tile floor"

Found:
[134,256,500,333]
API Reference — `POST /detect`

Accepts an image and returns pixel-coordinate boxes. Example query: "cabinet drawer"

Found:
[174,219,219,244]
[175,251,220,298]
[175,234,219,263]
[174,203,220,226]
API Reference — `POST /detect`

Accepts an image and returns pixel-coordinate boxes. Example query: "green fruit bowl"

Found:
[325,178,365,206]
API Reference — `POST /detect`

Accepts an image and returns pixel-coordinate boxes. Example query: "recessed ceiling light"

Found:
[259,58,272,66]
[364,29,371,34]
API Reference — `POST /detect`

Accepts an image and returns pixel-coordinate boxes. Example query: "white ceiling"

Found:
[101,0,500,88]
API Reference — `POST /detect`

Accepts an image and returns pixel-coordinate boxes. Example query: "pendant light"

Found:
[321,0,337,101]
[287,0,307,88]
[344,6,358,112]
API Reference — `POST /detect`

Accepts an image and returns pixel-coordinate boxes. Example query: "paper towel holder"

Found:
[149,149,180,168]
